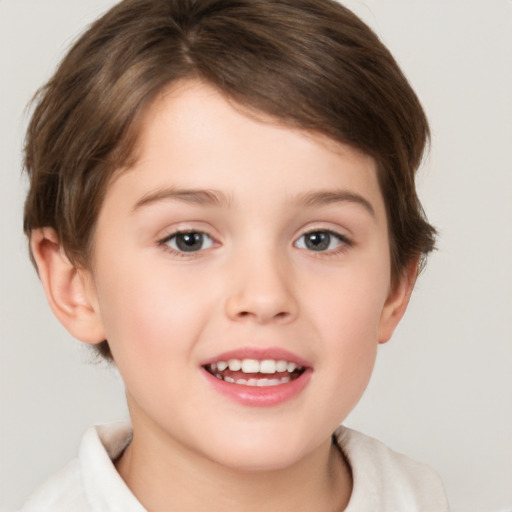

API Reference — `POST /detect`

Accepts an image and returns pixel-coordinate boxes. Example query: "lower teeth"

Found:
[214,374,292,386]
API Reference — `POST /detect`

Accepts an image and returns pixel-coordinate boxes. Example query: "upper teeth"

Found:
[211,359,299,374]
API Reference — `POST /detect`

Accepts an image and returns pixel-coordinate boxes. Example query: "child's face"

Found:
[84,80,409,471]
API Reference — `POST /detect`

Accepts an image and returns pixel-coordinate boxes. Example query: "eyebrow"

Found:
[295,190,376,217]
[132,187,231,211]
[132,187,375,217]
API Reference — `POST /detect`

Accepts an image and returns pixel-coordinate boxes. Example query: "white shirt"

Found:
[21,422,449,511]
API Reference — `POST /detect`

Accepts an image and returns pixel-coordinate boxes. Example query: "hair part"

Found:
[24,0,436,360]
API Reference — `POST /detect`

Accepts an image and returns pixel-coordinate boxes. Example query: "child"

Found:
[20,0,449,510]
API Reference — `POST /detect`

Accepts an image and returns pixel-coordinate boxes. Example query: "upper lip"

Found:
[200,347,311,368]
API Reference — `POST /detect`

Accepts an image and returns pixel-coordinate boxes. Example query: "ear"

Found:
[30,228,106,344]
[378,259,419,344]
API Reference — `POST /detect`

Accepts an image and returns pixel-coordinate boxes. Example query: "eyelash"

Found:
[158,230,216,258]
[294,229,352,256]
[157,228,352,257]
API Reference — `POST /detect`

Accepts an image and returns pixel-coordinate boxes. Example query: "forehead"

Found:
[105,80,385,220]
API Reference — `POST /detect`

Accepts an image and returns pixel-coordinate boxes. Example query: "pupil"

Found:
[306,231,330,251]
[176,232,203,252]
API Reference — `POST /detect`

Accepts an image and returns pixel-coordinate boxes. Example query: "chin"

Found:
[202,429,313,473]
[214,450,302,473]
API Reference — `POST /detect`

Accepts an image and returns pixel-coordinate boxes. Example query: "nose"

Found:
[224,249,298,325]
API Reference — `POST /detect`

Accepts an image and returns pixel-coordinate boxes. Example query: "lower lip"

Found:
[201,368,312,407]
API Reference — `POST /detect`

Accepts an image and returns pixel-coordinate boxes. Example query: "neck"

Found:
[116,423,352,512]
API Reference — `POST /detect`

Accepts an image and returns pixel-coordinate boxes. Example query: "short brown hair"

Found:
[24,0,436,359]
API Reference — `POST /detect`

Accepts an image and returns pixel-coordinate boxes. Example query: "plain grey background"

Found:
[1,1,511,511]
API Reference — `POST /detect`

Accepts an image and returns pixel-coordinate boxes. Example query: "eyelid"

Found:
[165,230,214,247]
[159,228,212,243]
[157,221,219,243]
[295,224,352,242]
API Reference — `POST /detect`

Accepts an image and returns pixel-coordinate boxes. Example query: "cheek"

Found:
[310,291,383,421]
[310,252,390,337]
[318,289,381,376]
[305,256,390,386]
[93,266,217,416]
[93,260,213,365]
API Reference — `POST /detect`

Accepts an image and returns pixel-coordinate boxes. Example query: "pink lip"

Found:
[200,347,312,407]
[201,367,312,407]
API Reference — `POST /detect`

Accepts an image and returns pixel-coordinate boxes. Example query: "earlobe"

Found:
[30,228,106,344]
[378,260,419,344]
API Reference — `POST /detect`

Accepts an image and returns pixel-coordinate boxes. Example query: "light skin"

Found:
[31,80,417,512]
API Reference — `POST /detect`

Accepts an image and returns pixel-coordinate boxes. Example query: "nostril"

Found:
[237,310,288,320]
[226,292,298,324]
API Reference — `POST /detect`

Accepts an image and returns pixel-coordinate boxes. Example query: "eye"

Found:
[163,231,215,253]
[294,230,348,252]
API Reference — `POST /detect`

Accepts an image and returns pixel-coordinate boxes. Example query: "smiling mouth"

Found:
[203,358,306,387]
